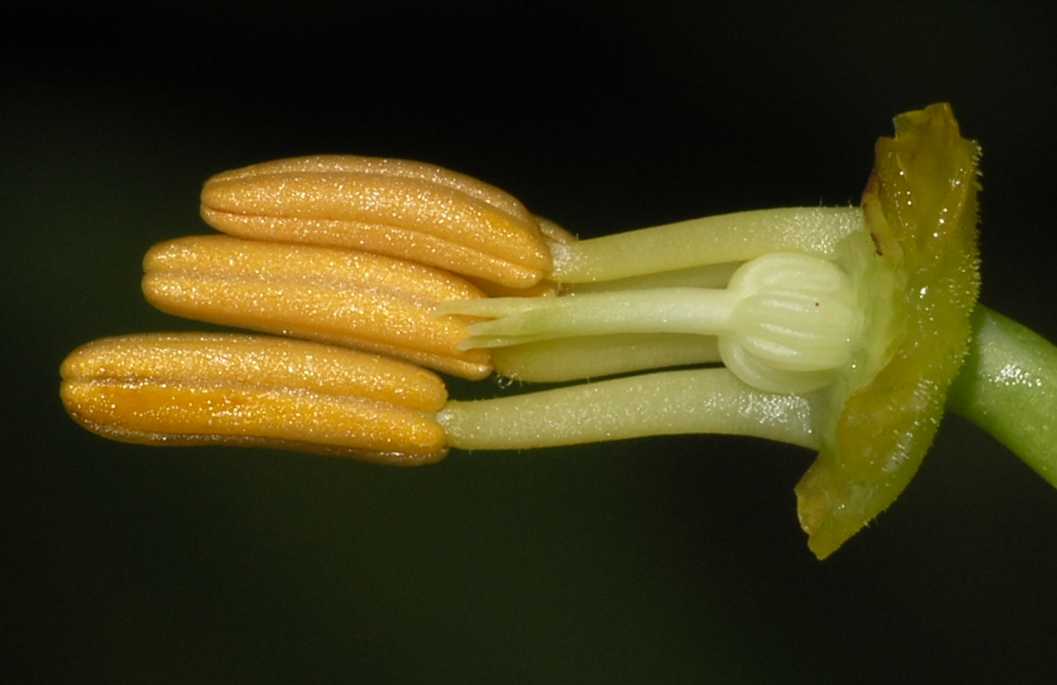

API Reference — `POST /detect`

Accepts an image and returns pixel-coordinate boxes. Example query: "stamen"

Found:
[200,154,552,288]
[142,235,493,379]
[549,207,863,283]
[438,367,818,451]
[60,333,449,465]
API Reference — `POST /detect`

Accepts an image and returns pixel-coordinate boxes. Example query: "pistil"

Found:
[447,251,865,394]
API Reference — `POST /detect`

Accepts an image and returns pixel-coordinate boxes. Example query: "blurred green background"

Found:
[5,2,1057,682]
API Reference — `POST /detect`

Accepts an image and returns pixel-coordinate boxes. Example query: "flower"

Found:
[60,104,1000,558]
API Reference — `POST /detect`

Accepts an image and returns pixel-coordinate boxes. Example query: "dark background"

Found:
[5,2,1057,682]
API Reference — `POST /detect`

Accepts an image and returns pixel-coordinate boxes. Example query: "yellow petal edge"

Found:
[796,103,982,558]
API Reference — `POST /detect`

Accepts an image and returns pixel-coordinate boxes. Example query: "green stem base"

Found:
[949,306,1057,488]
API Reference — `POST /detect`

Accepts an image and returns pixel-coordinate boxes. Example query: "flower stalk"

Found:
[949,306,1057,488]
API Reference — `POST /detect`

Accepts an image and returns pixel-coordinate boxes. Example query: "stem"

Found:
[949,306,1057,488]
[437,367,818,451]
[549,207,863,283]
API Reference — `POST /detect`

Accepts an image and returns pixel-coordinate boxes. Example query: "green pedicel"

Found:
[949,307,1057,490]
